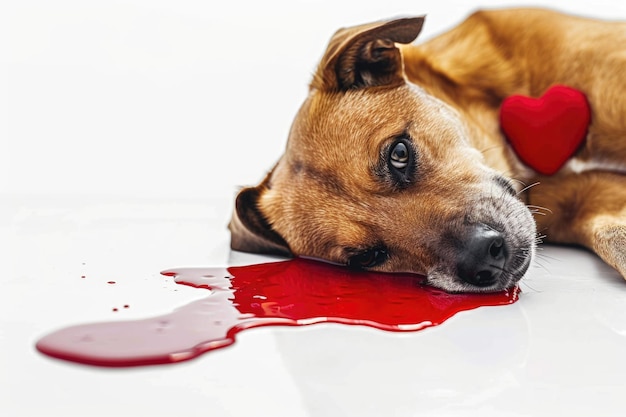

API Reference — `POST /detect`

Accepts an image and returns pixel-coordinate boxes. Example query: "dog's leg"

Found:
[528,172,626,278]
[588,217,626,278]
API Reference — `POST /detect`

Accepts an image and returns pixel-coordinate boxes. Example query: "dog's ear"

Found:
[229,172,291,257]
[312,16,425,91]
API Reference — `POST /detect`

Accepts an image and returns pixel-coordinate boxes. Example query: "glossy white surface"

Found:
[3,1,626,416]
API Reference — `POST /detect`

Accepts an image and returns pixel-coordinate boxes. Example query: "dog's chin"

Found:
[425,252,532,293]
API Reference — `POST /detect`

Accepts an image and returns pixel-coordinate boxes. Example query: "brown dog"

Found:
[229,8,626,292]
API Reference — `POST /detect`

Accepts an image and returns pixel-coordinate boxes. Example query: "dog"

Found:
[229,8,626,293]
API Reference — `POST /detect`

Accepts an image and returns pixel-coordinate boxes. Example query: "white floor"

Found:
[3,1,626,416]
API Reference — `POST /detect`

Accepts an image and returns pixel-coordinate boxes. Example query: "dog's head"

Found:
[230,17,536,292]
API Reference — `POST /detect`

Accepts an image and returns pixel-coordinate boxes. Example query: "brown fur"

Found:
[230,8,626,292]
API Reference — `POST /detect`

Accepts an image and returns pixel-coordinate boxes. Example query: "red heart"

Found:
[499,85,591,175]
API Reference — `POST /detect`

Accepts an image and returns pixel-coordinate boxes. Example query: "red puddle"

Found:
[36,258,519,367]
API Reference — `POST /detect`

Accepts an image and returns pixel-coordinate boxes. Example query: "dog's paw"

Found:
[593,223,626,279]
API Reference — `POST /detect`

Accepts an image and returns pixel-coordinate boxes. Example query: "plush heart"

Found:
[499,85,591,175]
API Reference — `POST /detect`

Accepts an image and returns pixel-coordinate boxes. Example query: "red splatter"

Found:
[36,258,519,367]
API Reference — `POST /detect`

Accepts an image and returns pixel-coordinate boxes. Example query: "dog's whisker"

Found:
[534,252,561,263]
[517,181,542,195]
[503,175,527,187]
[479,144,507,155]
[529,255,554,273]
[519,279,541,293]
[526,204,552,213]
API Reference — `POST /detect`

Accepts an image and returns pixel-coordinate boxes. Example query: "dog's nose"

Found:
[457,225,508,287]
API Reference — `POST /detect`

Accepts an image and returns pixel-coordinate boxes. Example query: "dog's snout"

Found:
[457,225,508,287]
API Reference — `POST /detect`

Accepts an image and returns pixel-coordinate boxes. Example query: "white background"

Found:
[2,1,626,416]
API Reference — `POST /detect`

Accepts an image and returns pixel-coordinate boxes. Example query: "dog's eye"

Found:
[348,248,388,269]
[385,138,416,187]
[390,141,409,169]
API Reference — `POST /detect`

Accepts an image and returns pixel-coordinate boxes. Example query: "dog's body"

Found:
[230,8,626,292]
